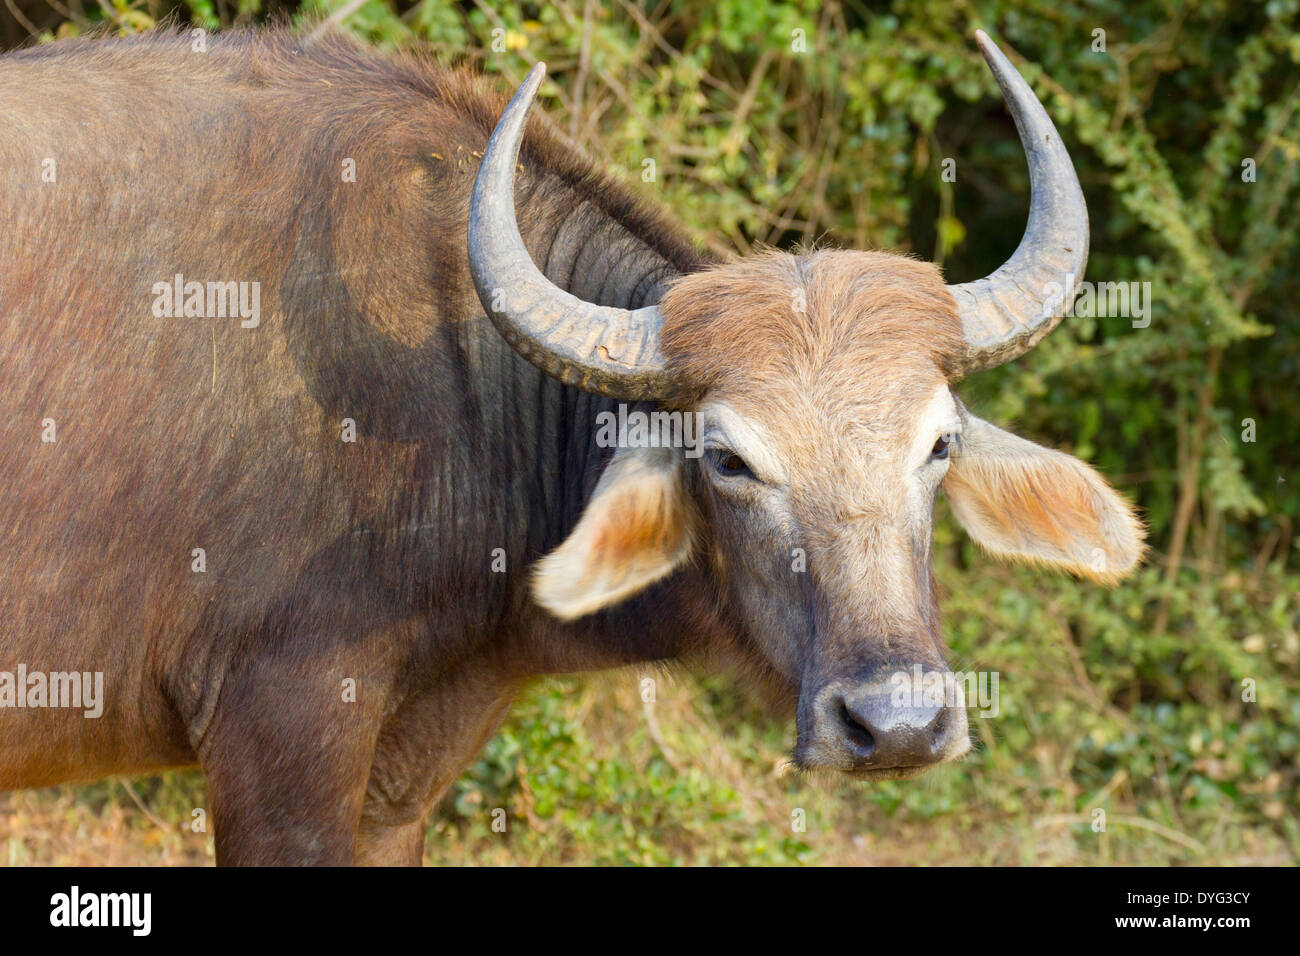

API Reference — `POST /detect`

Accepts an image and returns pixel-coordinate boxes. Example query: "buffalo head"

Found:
[467,32,1145,778]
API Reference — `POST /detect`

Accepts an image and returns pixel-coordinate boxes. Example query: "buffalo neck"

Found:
[448,192,715,667]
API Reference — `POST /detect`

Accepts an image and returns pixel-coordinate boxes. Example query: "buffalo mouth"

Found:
[843,762,954,782]
[790,745,971,781]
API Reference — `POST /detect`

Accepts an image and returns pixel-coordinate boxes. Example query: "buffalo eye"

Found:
[707,448,756,480]
[931,435,951,461]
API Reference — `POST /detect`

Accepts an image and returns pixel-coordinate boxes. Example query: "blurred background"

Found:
[0,0,1296,865]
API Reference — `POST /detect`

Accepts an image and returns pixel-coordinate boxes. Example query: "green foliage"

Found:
[14,0,1298,864]
[436,680,811,864]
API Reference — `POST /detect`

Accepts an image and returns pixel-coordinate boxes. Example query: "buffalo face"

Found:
[469,34,1145,779]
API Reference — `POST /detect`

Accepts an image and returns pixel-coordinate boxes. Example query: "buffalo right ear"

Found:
[942,410,1146,582]
[532,444,695,620]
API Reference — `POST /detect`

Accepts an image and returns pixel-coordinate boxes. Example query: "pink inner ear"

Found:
[532,447,698,619]
[945,438,1145,583]
[591,488,684,565]
[987,461,1099,548]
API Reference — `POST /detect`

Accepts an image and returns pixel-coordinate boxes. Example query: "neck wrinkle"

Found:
[521,193,683,533]
[483,192,713,664]
[541,198,678,310]
[491,183,688,566]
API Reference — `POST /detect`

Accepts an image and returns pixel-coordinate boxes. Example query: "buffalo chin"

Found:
[791,741,972,781]
[845,764,945,782]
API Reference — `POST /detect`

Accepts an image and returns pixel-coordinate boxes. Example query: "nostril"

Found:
[929,708,951,752]
[837,699,875,756]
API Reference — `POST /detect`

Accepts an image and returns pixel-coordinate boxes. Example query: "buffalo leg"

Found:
[355,664,522,865]
[199,662,386,866]
[355,819,426,866]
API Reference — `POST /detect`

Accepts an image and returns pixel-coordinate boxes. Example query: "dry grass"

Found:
[2,670,1291,866]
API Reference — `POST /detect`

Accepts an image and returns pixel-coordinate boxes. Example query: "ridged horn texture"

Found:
[947,31,1090,373]
[467,62,671,400]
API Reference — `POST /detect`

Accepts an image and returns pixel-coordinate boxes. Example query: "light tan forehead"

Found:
[660,247,966,399]
[702,380,958,483]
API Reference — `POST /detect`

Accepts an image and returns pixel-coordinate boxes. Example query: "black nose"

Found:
[825,690,954,768]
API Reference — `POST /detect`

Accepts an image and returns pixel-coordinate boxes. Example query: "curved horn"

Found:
[948,31,1090,373]
[467,63,671,400]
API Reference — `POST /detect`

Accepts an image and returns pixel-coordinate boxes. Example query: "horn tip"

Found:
[507,62,546,115]
[974,29,1001,61]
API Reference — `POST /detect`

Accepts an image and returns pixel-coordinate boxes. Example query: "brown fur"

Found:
[0,28,719,864]
[660,248,967,403]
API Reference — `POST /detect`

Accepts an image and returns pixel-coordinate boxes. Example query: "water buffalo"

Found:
[0,27,1143,864]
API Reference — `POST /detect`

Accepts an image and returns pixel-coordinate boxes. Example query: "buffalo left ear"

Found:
[533,444,695,620]
[942,411,1146,583]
